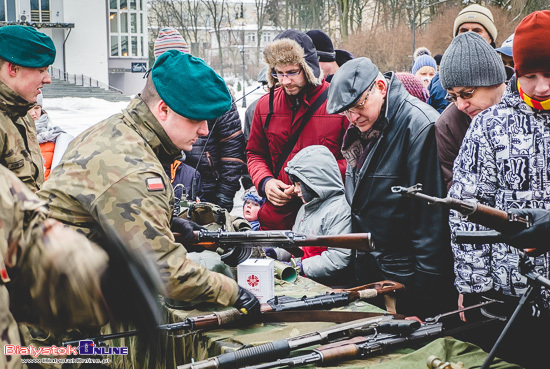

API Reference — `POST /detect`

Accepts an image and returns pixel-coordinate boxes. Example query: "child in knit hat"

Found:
[411,47,437,88]
[242,187,265,231]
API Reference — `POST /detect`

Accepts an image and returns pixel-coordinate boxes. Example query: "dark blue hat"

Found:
[306,30,336,62]
[0,25,55,68]
[152,50,231,121]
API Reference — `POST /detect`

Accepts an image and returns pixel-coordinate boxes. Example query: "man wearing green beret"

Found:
[39,50,259,320]
[0,25,55,192]
[326,57,456,319]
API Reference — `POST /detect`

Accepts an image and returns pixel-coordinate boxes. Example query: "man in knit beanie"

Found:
[428,4,499,113]
[447,11,550,369]
[247,29,347,231]
[306,29,338,82]
[435,32,506,190]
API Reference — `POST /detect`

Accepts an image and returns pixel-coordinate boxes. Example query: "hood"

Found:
[285,145,344,202]
[263,29,322,88]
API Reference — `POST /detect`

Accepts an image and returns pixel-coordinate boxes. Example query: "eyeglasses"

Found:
[338,80,376,117]
[445,87,478,103]
[271,68,302,79]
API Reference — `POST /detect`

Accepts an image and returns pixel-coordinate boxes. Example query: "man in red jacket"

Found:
[246,29,348,230]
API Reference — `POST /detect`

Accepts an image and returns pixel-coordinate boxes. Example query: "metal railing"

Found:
[48,67,123,94]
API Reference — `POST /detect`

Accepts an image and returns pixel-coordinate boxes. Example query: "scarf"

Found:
[35,113,65,144]
[341,115,387,169]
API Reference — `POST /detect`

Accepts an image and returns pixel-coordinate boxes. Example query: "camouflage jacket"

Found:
[39,97,239,306]
[0,165,109,369]
[0,80,44,192]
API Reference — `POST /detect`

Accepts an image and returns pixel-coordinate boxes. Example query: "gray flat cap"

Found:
[327,57,379,114]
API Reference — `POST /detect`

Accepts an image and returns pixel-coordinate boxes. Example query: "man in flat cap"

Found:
[326,57,456,319]
[0,25,55,192]
[247,29,348,231]
[39,51,259,322]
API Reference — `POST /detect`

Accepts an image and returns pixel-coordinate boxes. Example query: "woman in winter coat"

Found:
[29,92,73,179]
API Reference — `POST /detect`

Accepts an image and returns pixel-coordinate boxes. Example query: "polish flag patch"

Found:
[146,177,165,191]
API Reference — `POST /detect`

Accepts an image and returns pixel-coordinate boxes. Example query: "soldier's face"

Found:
[10,65,51,103]
[162,107,209,151]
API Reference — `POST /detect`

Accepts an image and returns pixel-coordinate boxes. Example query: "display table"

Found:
[106,277,521,369]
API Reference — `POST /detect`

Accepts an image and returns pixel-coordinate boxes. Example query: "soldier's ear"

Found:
[155,100,169,121]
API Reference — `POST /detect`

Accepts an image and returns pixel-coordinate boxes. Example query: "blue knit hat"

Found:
[242,187,265,207]
[152,50,231,120]
[0,25,55,68]
[412,54,437,75]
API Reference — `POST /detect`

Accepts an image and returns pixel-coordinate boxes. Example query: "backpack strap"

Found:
[273,88,328,179]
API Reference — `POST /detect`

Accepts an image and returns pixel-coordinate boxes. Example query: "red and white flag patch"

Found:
[146,177,165,191]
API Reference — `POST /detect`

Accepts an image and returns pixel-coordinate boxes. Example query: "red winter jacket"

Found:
[246,80,348,230]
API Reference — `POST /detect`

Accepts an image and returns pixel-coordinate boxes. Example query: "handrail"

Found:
[48,66,123,94]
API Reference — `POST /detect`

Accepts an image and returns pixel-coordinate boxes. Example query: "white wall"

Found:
[62,0,109,85]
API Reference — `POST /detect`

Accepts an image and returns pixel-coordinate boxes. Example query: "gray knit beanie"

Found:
[439,32,506,90]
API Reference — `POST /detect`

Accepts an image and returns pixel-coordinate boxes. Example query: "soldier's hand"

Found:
[171,217,206,244]
[502,209,550,252]
[233,286,261,316]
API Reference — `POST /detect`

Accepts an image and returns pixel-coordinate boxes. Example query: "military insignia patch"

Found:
[146,177,165,191]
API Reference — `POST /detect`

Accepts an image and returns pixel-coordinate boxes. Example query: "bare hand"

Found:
[458,294,466,322]
[265,179,293,207]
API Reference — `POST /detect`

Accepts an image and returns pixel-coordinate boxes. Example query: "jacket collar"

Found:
[0,80,35,119]
[122,96,181,161]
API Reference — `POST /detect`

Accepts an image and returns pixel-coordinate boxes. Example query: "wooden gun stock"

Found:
[294,233,375,251]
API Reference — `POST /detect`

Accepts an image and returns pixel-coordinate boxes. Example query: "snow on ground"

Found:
[43,82,266,219]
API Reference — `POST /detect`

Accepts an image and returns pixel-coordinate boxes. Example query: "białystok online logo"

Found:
[4,341,128,357]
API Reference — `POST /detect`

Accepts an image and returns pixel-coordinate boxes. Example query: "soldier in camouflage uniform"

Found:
[39,51,259,314]
[0,164,110,368]
[0,25,56,192]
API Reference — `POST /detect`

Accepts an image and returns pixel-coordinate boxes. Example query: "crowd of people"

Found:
[1,4,550,369]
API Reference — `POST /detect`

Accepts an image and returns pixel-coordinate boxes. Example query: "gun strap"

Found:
[260,311,404,323]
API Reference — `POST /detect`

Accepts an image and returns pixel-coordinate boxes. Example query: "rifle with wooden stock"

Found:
[174,230,375,259]
[178,300,501,369]
[61,281,403,347]
[391,183,532,233]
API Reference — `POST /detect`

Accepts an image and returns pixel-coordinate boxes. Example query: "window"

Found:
[109,0,146,57]
[31,0,50,22]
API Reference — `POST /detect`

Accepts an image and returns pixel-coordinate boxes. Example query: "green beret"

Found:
[0,25,55,68]
[327,57,379,114]
[152,50,232,120]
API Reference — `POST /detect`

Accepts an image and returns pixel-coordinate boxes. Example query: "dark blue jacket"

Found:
[427,73,450,114]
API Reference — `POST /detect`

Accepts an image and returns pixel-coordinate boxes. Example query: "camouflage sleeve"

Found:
[88,170,239,306]
[1,166,110,332]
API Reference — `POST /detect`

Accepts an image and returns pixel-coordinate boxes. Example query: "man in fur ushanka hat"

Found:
[246,29,348,231]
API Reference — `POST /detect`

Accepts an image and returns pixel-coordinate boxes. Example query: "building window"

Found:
[109,0,147,58]
[31,0,50,22]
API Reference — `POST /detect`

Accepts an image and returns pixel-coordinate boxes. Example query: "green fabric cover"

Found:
[0,25,55,67]
[152,50,231,120]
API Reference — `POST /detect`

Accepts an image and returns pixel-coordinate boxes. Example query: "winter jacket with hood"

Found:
[247,29,348,230]
[347,72,456,318]
[286,145,352,285]
[183,100,245,211]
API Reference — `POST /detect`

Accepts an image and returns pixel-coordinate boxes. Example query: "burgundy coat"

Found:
[246,80,348,230]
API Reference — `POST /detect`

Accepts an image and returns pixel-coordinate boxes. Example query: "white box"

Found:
[237,258,274,303]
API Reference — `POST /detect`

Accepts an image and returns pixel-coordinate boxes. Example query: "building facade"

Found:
[0,0,148,95]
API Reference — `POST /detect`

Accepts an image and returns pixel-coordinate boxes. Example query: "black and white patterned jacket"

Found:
[449,78,550,310]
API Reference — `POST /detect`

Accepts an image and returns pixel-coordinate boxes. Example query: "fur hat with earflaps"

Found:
[263,29,322,88]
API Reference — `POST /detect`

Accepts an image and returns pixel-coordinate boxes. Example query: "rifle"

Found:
[174,230,375,262]
[178,300,501,369]
[391,184,532,233]
[62,281,403,347]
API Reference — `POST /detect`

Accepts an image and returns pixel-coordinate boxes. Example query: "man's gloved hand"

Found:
[171,216,206,245]
[233,286,261,316]
[503,208,550,251]
[263,247,292,262]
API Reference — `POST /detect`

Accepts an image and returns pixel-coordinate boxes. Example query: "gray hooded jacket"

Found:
[285,145,352,283]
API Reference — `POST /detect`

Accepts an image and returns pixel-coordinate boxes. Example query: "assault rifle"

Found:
[174,230,375,263]
[178,300,501,369]
[391,184,532,233]
[62,281,403,347]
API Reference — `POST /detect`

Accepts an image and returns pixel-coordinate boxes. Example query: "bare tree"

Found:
[201,0,228,75]
[255,0,269,66]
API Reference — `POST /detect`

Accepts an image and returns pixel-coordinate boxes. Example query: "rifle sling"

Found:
[259,310,404,323]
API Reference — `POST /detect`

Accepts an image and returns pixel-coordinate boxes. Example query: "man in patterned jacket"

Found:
[39,51,259,314]
[449,11,550,368]
[0,25,54,192]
